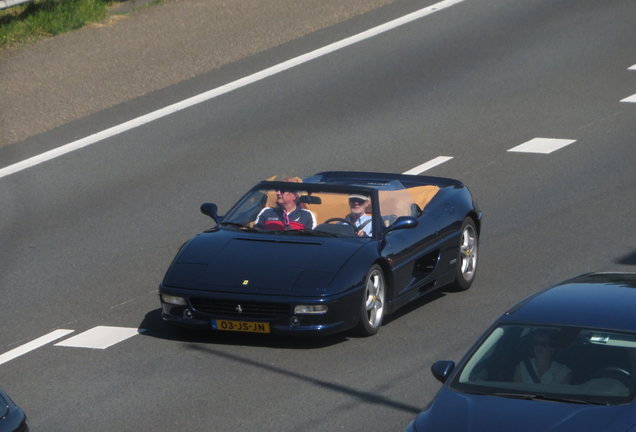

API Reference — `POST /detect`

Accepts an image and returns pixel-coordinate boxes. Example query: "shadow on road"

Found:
[137,307,425,418]
[616,249,636,266]
[185,342,423,415]
[382,290,446,326]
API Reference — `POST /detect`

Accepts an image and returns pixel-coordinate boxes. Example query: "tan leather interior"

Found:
[304,193,353,223]
[254,185,440,226]
[407,185,440,211]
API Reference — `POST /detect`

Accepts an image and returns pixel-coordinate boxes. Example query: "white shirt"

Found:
[345,213,372,236]
[520,359,571,384]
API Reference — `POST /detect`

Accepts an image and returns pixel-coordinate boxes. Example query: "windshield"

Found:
[222,185,375,237]
[220,179,433,237]
[450,323,636,405]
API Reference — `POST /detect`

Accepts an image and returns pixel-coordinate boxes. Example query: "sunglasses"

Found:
[276,189,293,194]
[349,198,366,205]
[533,340,549,348]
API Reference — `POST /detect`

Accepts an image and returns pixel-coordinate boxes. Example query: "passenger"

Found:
[513,330,572,384]
[254,176,316,231]
[343,193,373,237]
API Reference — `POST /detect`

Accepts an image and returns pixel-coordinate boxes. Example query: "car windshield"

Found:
[222,186,375,237]
[449,323,636,405]
[221,180,420,237]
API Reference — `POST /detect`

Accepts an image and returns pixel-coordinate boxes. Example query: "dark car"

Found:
[407,273,636,432]
[159,171,481,336]
[0,388,28,432]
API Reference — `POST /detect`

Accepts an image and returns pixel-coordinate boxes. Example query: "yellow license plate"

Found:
[212,319,270,333]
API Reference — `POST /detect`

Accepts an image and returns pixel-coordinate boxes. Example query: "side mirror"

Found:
[431,360,455,384]
[385,216,418,234]
[200,203,222,224]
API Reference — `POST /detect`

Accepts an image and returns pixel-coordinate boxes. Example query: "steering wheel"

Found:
[323,217,359,231]
[595,367,635,389]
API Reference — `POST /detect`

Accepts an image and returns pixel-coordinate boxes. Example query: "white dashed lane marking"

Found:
[621,64,636,101]
[54,326,145,349]
[0,329,74,366]
[508,138,576,154]
[0,327,145,366]
[621,94,636,103]
[403,156,453,175]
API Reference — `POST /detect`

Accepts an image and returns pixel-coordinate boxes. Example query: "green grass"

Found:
[0,0,115,49]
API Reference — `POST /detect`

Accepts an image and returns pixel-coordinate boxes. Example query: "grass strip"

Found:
[0,0,113,49]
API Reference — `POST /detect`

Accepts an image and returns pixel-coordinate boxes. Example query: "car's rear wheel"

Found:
[357,265,385,336]
[450,217,478,291]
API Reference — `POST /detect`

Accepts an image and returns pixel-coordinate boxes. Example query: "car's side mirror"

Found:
[384,216,418,234]
[200,202,222,224]
[431,360,455,384]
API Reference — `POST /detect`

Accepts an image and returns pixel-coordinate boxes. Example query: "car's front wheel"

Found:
[450,217,478,291]
[356,265,386,336]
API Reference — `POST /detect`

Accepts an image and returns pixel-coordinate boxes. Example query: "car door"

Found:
[378,188,442,298]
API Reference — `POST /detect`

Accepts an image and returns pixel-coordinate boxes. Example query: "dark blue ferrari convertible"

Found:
[159,171,481,336]
[406,273,636,432]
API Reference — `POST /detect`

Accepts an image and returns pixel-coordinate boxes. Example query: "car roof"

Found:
[501,273,636,331]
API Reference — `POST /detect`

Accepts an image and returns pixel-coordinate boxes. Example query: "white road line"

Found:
[508,138,576,154]
[621,94,636,103]
[54,326,145,349]
[622,65,635,100]
[0,0,468,180]
[403,156,453,175]
[0,329,74,366]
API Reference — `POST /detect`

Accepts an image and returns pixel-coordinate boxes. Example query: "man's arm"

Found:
[253,207,270,229]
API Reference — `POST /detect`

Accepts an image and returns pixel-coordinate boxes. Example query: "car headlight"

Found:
[161,294,187,306]
[294,305,328,314]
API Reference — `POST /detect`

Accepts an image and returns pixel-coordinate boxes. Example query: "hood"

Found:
[164,231,365,293]
[414,387,634,432]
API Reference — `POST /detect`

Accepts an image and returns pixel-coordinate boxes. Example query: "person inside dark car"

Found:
[254,176,316,231]
[341,193,373,236]
[513,330,572,384]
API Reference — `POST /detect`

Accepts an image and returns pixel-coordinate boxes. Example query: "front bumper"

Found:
[159,284,362,336]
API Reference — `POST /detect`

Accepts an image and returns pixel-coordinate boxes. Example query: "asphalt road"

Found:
[2,0,636,431]
[0,0,398,148]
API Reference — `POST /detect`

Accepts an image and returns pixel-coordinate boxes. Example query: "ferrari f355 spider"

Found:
[159,171,481,336]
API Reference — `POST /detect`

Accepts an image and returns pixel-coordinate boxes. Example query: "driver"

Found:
[342,193,372,237]
[513,330,572,384]
[254,177,316,231]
